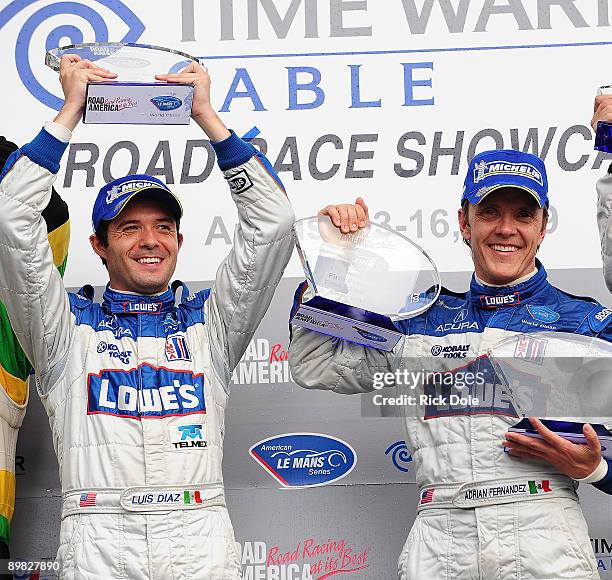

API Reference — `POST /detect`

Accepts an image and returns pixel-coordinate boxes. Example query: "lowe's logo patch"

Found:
[480,293,520,308]
[151,96,183,111]
[123,301,162,314]
[250,433,356,488]
[526,305,560,324]
[87,364,205,419]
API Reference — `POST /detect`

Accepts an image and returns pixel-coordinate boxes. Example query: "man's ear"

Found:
[90,233,108,260]
[177,232,184,251]
[458,206,471,243]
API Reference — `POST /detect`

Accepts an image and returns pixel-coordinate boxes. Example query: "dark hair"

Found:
[94,218,181,267]
[460,199,549,249]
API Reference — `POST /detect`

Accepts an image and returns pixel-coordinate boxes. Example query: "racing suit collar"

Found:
[102,285,176,315]
[469,259,548,310]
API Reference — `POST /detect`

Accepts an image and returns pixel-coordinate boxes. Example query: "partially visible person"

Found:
[594,94,612,292]
[0,136,69,565]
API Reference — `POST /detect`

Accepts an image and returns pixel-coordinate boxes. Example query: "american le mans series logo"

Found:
[250,433,356,488]
[87,364,205,419]
[150,95,183,111]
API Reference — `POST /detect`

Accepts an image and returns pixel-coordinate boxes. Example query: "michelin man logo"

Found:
[0,0,145,109]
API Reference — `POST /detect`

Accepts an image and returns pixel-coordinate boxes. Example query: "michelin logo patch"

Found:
[227,170,253,195]
[106,180,167,204]
[88,364,205,419]
[473,160,543,186]
[250,433,356,488]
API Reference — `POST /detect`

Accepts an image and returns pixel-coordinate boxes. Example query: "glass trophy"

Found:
[45,43,200,125]
[488,331,612,457]
[595,85,612,152]
[292,216,441,350]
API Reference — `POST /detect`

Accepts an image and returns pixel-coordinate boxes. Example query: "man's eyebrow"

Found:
[114,217,175,228]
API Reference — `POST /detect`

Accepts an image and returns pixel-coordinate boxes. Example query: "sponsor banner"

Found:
[592,538,612,575]
[250,433,357,488]
[240,538,370,580]
[0,1,610,286]
[232,338,291,385]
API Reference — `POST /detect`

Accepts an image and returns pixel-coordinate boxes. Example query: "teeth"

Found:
[138,257,161,264]
[491,245,518,253]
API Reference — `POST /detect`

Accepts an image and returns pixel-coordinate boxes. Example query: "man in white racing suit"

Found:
[290,150,612,579]
[0,56,294,578]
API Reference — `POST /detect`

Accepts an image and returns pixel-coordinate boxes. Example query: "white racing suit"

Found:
[0,128,295,579]
[289,263,612,580]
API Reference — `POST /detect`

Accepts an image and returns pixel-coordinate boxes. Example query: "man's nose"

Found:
[139,227,159,247]
[496,213,517,235]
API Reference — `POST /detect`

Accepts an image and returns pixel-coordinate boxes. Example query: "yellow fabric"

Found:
[0,470,16,522]
[0,367,26,406]
[47,219,70,267]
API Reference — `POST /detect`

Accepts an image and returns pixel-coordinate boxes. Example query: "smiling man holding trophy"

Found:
[0,45,294,579]
[290,149,612,579]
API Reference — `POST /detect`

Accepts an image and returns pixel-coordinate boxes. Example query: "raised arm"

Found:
[158,63,295,376]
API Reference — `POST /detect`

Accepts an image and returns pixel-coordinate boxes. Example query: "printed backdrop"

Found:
[2,1,612,577]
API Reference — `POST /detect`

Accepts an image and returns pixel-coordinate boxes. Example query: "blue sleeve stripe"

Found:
[20,128,69,175]
[593,458,612,495]
[254,150,285,193]
[0,149,23,182]
[211,130,255,171]
[290,281,309,321]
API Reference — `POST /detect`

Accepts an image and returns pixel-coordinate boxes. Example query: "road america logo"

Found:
[232,338,291,385]
[240,539,370,580]
[249,433,356,488]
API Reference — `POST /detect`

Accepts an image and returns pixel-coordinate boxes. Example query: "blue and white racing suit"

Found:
[290,262,612,580]
[0,127,295,579]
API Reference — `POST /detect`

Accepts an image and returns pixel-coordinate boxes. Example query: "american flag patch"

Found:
[165,333,191,362]
[420,489,434,504]
[79,492,97,507]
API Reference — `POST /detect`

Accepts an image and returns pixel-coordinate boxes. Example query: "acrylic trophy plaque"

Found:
[46,43,200,125]
[291,216,441,350]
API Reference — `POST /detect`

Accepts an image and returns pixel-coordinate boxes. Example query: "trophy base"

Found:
[291,295,403,351]
[595,121,612,152]
[508,418,612,459]
[83,82,194,125]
